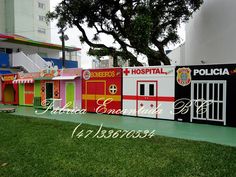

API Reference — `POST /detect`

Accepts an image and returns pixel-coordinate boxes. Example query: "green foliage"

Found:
[47,0,203,66]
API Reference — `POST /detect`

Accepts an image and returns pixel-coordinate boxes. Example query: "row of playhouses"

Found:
[1,64,236,127]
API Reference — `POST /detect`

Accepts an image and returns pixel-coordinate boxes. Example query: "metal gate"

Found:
[190,80,226,125]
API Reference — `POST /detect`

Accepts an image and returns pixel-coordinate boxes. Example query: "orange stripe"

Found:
[82,94,121,101]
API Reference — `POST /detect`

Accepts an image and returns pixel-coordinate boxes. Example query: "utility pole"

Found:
[58,25,68,68]
[113,55,118,67]
[61,29,66,68]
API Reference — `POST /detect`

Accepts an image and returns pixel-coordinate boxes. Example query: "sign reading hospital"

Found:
[123,67,174,76]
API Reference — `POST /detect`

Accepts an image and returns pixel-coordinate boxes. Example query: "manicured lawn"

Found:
[0,113,236,177]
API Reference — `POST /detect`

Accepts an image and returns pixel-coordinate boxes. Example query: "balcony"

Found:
[43,58,78,69]
[0,52,10,68]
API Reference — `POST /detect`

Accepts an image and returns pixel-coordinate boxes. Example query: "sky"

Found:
[50,0,185,68]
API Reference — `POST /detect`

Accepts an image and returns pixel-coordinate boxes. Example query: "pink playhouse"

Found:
[52,68,82,109]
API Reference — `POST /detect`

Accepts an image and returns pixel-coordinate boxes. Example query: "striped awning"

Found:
[52,75,79,80]
[12,79,34,84]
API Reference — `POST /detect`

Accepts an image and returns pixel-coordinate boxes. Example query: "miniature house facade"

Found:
[15,72,41,106]
[53,68,82,109]
[34,68,61,108]
[122,66,175,119]
[175,64,236,127]
[82,68,122,114]
[1,74,19,105]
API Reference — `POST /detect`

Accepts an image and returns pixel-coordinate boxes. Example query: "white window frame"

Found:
[190,80,226,125]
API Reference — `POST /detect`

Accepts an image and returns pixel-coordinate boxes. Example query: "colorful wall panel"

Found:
[82,68,122,114]
[34,81,41,98]
[19,84,24,105]
[1,74,19,105]
[0,79,2,102]
[60,78,81,109]
[19,83,35,106]
[122,66,175,120]
[40,80,60,106]
[57,68,82,109]
[175,64,236,127]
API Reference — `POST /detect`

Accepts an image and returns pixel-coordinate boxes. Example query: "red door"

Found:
[86,81,105,112]
[25,83,34,105]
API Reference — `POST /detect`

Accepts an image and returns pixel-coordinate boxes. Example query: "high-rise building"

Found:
[168,0,236,65]
[0,0,51,42]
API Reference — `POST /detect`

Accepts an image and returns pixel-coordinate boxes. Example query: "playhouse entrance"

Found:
[24,83,34,105]
[191,80,226,125]
[4,84,15,103]
[137,81,157,118]
[85,81,106,112]
[66,82,75,109]
[46,83,53,102]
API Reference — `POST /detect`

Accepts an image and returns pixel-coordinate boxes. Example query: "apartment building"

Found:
[0,0,51,42]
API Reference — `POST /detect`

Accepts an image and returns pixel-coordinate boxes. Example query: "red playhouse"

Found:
[82,68,122,114]
[1,74,19,105]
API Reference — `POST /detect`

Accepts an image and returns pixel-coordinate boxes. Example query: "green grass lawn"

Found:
[0,113,236,177]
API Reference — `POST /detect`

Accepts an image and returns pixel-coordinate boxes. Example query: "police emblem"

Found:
[176,68,191,86]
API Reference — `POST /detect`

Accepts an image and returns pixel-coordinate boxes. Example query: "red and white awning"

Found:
[12,79,34,84]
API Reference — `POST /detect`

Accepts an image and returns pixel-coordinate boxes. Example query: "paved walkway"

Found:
[1,104,236,147]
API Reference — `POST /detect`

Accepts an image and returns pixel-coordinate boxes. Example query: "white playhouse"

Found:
[122,66,175,120]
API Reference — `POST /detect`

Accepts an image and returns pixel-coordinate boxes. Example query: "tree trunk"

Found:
[158,46,171,65]
[161,54,171,65]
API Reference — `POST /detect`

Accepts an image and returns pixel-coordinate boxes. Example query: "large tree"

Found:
[48,0,203,66]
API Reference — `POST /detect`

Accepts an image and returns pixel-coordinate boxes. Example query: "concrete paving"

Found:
[0,104,236,147]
